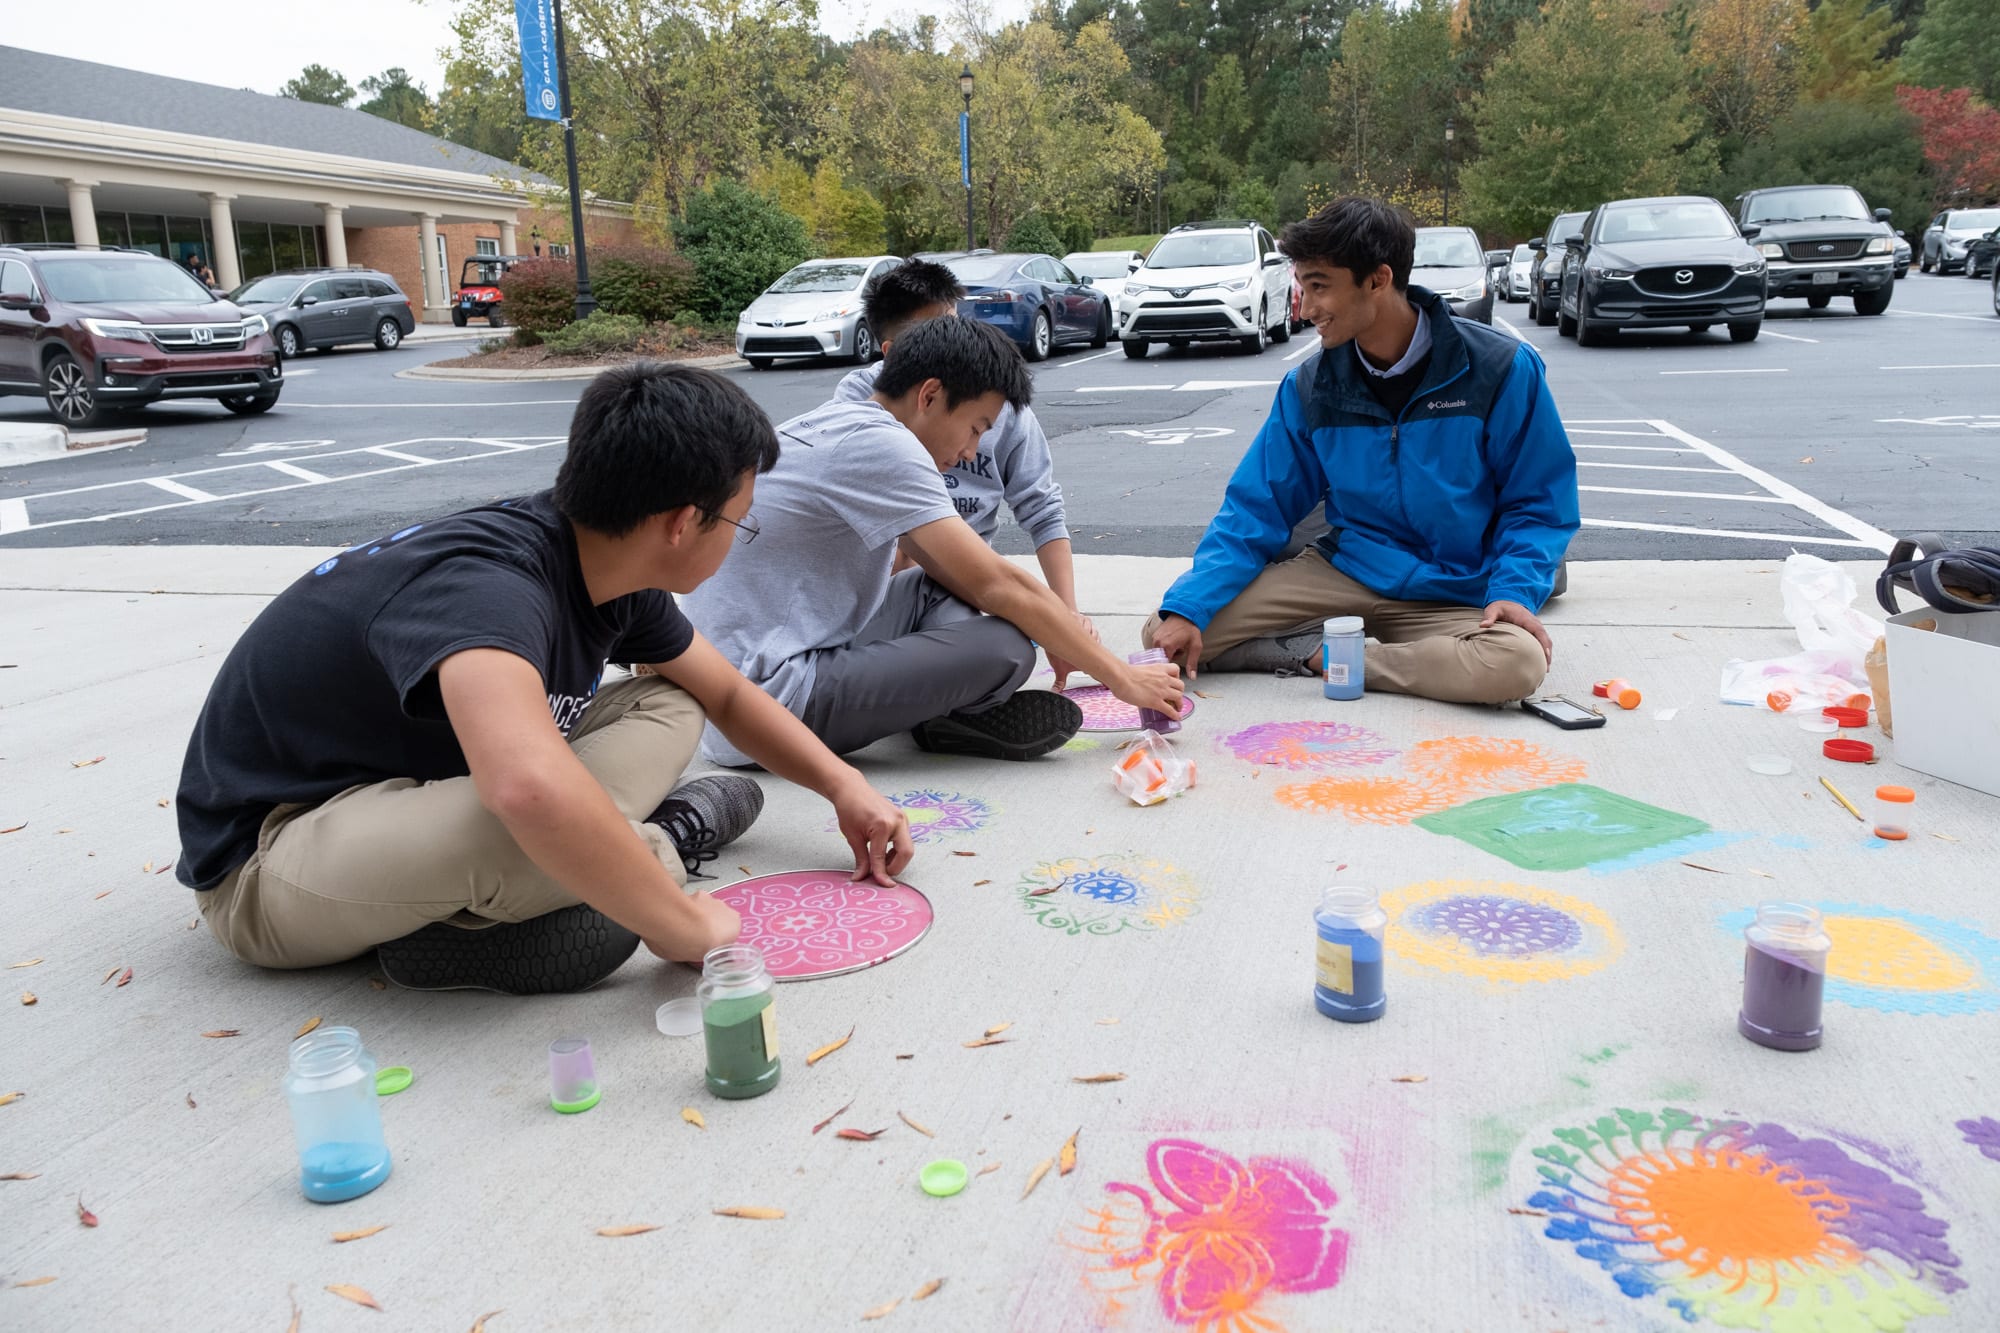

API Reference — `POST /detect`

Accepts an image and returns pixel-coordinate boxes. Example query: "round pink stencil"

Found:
[712,870,934,981]
[1060,685,1197,733]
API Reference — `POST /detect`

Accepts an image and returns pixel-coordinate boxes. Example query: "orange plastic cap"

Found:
[1875,785,1915,803]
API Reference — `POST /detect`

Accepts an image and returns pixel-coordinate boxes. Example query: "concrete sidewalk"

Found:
[2,551,1997,1331]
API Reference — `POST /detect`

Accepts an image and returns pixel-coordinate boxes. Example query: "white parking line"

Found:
[1887,310,1995,323]
[1759,330,1820,343]
[1647,419,1894,552]
[1581,484,1786,503]
[142,478,218,501]
[1573,443,1699,453]
[1076,384,1173,393]
[1578,461,1734,474]
[261,461,332,483]
[1176,379,1282,392]
[1880,363,2000,371]
[1493,314,1525,340]
[284,399,581,408]
[1581,517,1878,548]
[1284,340,1319,361]
[0,498,28,536]
[1569,428,1682,437]
[1050,348,1121,368]
[1659,368,1789,375]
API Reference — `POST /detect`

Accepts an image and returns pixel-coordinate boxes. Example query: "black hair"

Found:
[1279,196,1415,291]
[554,361,779,536]
[861,258,966,345]
[873,315,1032,412]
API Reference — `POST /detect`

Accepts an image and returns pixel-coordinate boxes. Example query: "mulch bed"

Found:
[430,338,735,371]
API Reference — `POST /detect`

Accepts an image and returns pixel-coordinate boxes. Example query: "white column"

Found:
[321,205,348,268]
[499,219,518,256]
[64,180,99,247]
[417,213,443,317]
[205,193,241,289]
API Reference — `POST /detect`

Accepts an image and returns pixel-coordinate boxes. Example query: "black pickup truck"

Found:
[1733,184,1896,316]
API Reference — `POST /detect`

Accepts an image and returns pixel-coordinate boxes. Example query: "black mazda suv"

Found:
[1558,196,1767,345]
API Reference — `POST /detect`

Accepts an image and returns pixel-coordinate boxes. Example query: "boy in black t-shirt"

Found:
[175,364,914,994]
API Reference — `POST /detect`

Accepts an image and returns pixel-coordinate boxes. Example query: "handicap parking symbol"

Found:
[1109,426,1236,446]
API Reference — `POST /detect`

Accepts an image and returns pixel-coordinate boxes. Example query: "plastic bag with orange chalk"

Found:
[1111,731,1197,807]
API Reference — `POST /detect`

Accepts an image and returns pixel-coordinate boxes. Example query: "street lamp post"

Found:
[551,0,596,320]
[1443,117,1455,228]
[960,65,976,252]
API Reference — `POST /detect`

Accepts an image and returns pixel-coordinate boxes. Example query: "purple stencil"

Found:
[1060,684,1196,733]
[1406,894,1584,957]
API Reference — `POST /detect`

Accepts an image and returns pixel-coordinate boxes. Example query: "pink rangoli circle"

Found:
[1059,684,1197,732]
[713,870,934,981]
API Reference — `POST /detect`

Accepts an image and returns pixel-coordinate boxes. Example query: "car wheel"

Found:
[1537,293,1558,327]
[41,351,106,428]
[1090,308,1109,349]
[1807,294,1831,310]
[1729,319,1761,343]
[1991,267,1999,317]
[276,324,302,358]
[850,321,876,365]
[1920,251,1933,273]
[1853,287,1892,316]
[1557,301,1577,338]
[746,356,773,371]
[1238,303,1268,353]
[1573,292,1604,346]
[373,318,403,350]
[1122,338,1149,359]
[488,307,507,328]
[220,387,281,416]
[1269,297,1290,343]
[1025,310,1052,362]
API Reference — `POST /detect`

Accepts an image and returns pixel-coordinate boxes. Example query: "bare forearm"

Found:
[1035,538,1078,612]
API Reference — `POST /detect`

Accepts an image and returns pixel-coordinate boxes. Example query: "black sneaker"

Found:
[911,690,1083,761]
[647,775,764,878]
[377,903,640,995]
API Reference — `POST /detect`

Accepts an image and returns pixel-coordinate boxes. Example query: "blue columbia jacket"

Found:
[1160,287,1578,626]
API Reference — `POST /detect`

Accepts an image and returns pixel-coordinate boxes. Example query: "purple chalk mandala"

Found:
[1219,720,1399,771]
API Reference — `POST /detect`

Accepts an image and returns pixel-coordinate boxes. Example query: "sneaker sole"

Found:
[377,903,640,995]
[913,690,1083,761]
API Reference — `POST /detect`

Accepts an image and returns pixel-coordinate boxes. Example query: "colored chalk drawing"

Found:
[1383,880,1624,984]
[1415,783,1710,872]
[1274,772,1458,825]
[1957,1118,2000,1163]
[1218,720,1399,771]
[826,788,993,845]
[1065,1138,1348,1330]
[1521,1106,1965,1329]
[1404,735,1589,795]
[1270,732,1586,824]
[1061,683,1197,732]
[1017,853,1204,937]
[1717,905,1999,1016]
[713,872,933,980]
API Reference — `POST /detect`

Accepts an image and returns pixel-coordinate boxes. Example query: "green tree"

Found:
[673,178,813,320]
[1902,0,2000,104]
[1326,0,1457,202]
[1688,0,1808,149]
[1460,0,1717,237]
[1722,97,1931,230]
[1800,0,1904,106]
[279,64,354,107]
[357,69,434,131]
[1005,212,1067,254]
[749,156,888,255]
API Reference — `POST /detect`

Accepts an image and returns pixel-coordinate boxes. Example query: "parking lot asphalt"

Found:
[1,271,1993,557]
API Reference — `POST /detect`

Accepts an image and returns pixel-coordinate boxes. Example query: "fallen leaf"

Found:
[861,1298,901,1320]
[1026,881,1064,897]
[911,1279,944,1301]
[950,850,976,858]
[976,1162,1002,1177]
[285,1287,301,1333]
[152,863,171,876]
[1933,833,1959,842]
[894,1053,914,1060]
[971,879,991,886]
[325,1283,382,1311]
[1084,828,1094,835]
[186,918,200,930]
[1192,688,1211,699]
[1022,1158,1054,1200]
[1,1171,41,1180]
[836,1126,886,1141]
[140,861,153,874]
[115,967,133,987]
[1072,1073,1125,1084]
[332,1224,390,1243]
[0,1092,24,1108]
[77,1196,98,1228]
[201,1029,242,1039]
[1681,862,1727,874]
[712,1206,784,1219]
[1391,1075,1429,1084]
[71,756,105,768]
[6,959,41,969]
[185,1092,196,1110]
[962,1036,1010,1048]
[1798,455,1814,463]
[737,864,751,874]
[595,1223,662,1237]
[898,1110,935,1138]
[367,976,387,990]
[1746,868,1776,879]
[93,891,114,901]
[1094,1017,1119,1026]
[806,1025,854,1067]
[57,828,74,835]
[156,798,170,807]
[21,993,35,1006]
[11,1276,55,1288]
[1059,1128,1080,1176]
[811,1100,854,1134]
[983,1022,1012,1038]
[681,1106,706,1130]
[468,1311,503,1333]
[0,823,25,835]
[1508,1206,1548,1217]
[295,1016,323,1039]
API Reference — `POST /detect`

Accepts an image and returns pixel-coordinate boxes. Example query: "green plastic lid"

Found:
[374,1066,413,1096]
[919,1159,968,1198]
[550,1082,601,1115]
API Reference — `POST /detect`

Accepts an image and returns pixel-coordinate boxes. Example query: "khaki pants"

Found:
[1143,548,1547,705]
[198,675,706,970]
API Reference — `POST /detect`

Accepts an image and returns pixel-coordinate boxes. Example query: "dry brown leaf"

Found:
[712,1206,785,1219]
[295,1016,323,1039]
[1391,1075,1429,1084]
[93,891,114,901]
[468,1311,503,1333]
[836,1126,886,1142]
[1072,1073,1125,1084]
[595,1223,662,1237]
[325,1283,382,1310]
[861,1298,900,1320]
[984,1022,1012,1038]
[0,823,26,835]
[681,1106,706,1130]
[1508,1206,1548,1217]
[21,992,35,1006]
[737,864,751,874]
[1672,630,1693,641]
[911,1279,943,1302]
[186,918,200,930]
[0,1092,24,1108]
[894,1053,914,1060]
[949,850,976,857]
[152,863,172,876]
[1681,861,1727,874]
[971,879,991,887]
[810,1100,853,1134]
[367,976,388,990]
[101,966,120,985]
[201,1029,242,1039]
[140,861,154,874]
[71,756,105,768]
[898,1110,935,1138]
[12,1276,56,1288]
[185,1092,196,1110]
[1192,688,1211,699]
[1746,869,1776,879]
[332,1224,390,1243]
[1798,456,1814,464]
[962,1036,1010,1048]
[976,1162,1002,1177]
[57,828,74,835]
[115,967,133,988]
[1933,833,1959,842]
[1025,882,1064,897]
[2,1171,42,1180]
[1021,1158,1054,1200]
[1059,1129,1080,1176]
[156,798,171,807]
[285,1287,301,1333]
[6,959,42,969]
[806,1025,854,1067]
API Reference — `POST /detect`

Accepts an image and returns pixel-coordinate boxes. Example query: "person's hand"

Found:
[1111,656,1184,719]
[1049,611,1101,690]
[1481,600,1553,665]
[1151,614,1205,679]
[831,775,913,886]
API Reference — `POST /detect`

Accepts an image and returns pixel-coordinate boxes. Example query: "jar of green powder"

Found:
[698,944,781,1100]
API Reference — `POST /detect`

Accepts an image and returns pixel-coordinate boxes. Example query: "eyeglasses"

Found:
[707,508,760,545]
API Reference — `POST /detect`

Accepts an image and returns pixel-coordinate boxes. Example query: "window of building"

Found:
[0,205,48,245]
[94,211,130,248]
[548,242,570,259]
[126,214,166,257]
[238,222,276,282]
[272,224,306,273]
[475,237,500,257]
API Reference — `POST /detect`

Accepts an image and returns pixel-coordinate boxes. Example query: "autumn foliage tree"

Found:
[1688,0,1808,148]
[1895,85,2000,210]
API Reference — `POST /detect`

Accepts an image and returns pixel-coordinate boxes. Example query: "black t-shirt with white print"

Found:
[174,491,694,890]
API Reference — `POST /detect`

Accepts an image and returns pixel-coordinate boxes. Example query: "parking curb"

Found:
[0,424,148,469]
[398,350,746,382]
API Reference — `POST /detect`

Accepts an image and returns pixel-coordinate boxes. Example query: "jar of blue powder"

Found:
[1321,617,1364,701]
[1314,886,1386,1023]
[283,1026,393,1203]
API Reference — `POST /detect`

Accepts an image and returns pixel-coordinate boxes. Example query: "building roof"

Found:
[0,45,540,184]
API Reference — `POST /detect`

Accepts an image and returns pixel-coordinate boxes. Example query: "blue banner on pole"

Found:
[959,112,970,188]
[516,0,561,122]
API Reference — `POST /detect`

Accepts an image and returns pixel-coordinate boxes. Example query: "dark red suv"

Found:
[0,244,282,428]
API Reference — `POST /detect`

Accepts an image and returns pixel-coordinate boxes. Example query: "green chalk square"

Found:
[1414,783,1709,873]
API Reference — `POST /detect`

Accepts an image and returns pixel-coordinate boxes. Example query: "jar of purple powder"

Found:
[1737,903,1831,1052]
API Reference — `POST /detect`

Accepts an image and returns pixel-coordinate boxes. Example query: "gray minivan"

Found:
[230,268,417,358]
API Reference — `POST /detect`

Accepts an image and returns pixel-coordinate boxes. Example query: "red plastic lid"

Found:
[1823,738,1875,763]
[1822,706,1868,728]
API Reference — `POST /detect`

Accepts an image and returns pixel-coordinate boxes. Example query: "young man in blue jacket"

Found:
[1146,197,1578,705]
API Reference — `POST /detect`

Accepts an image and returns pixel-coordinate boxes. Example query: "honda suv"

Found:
[1120,220,1293,358]
[230,267,416,356]
[0,244,281,427]
[1733,184,1895,315]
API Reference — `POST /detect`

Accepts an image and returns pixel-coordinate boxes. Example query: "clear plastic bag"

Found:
[1111,731,1198,806]
[1720,556,1883,707]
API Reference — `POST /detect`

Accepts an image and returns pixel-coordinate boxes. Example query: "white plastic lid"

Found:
[1746,754,1793,776]
[655,997,702,1038]
[1323,616,1364,636]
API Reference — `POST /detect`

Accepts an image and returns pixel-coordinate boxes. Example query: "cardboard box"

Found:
[1885,608,2000,797]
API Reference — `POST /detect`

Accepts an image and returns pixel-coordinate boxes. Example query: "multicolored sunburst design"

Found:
[1382,880,1623,984]
[1269,733,1588,825]
[1016,853,1204,937]
[1717,904,1999,1016]
[1522,1107,1965,1329]
[1218,720,1400,771]
[1065,1138,1349,1331]
[1273,772,1458,825]
[826,788,994,845]
[1403,736,1589,795]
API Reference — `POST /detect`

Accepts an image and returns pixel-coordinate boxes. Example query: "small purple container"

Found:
[1128,648,1181,734]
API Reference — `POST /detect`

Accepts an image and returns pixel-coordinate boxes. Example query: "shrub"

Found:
[674,179,814,322]
[539,310,644,357]
[590,245,697,324]
[498,259,577,334]
[1005,212,1066,257]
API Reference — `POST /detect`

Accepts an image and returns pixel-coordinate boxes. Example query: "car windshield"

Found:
[37,257,216,304]
[1145,233,1255,268]
[767,263,868,293]
[461,260,510,285]
[946,255,1025,285]
[1412,231,1483,268]
[1948,210,2000,231]
[1744,187,1869,224]
[1550,213,1588,243]
[1597,202,1737,243]
[1511,244,1533,260]
[231,275,304,303]
[1065,253,1132,279]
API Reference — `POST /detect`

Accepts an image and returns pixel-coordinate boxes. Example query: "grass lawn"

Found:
[1093,233,1161,254]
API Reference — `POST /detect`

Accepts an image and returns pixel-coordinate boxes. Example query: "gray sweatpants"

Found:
[799,569,1037,756]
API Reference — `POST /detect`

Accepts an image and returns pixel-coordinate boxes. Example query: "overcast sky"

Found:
[5,0,1031,98]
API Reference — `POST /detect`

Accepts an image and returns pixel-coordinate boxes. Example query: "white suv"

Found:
[1119,220,1293,358]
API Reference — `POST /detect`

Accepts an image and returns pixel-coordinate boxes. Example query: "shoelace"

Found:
[654,802,720,879]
